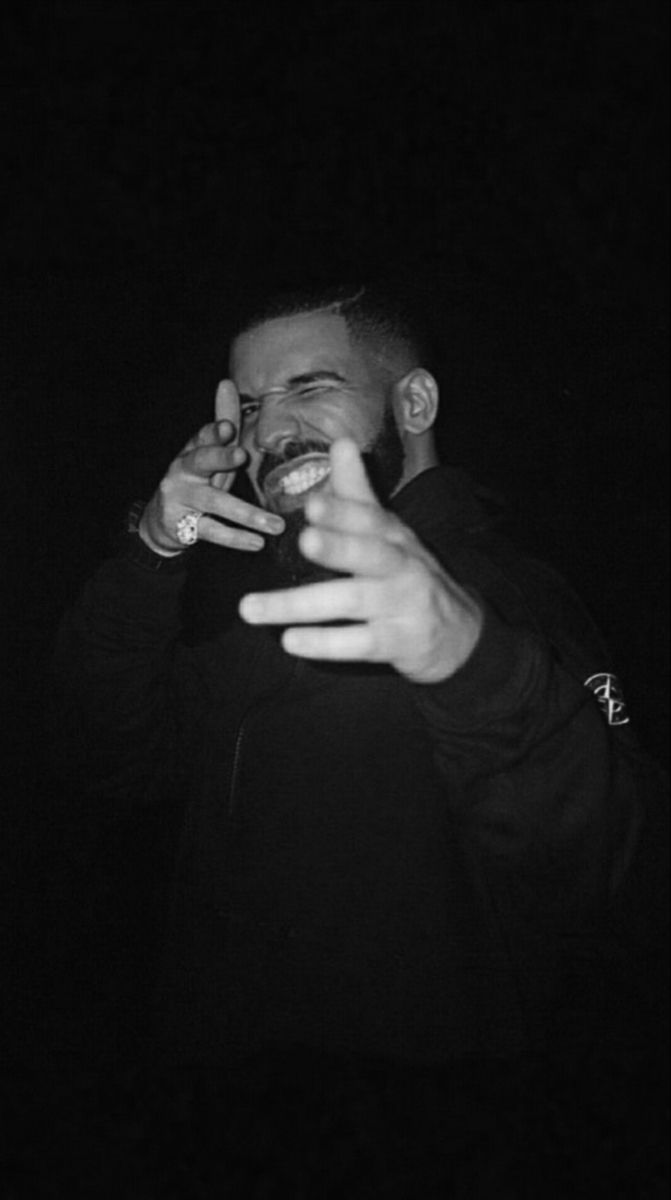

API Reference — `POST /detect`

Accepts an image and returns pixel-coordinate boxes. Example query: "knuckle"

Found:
[377,504,396,528]
[387,517,412,547]
[331,530,354,562]
[347,578,367,614]
[206,519,232,545]
[394,565,431,621]
[403,557,429,593]
[208,521,241,549]
[216,494,248,526]
[191,446,213,474]
[354,501,383,534]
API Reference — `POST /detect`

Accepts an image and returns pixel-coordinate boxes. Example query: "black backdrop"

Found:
[5,0,667,760]
[2,1,669,1188]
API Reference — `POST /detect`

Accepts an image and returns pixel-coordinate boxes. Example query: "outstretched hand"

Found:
[239,439,483,684]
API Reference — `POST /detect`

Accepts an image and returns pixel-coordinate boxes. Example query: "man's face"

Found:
[229,310,405,515]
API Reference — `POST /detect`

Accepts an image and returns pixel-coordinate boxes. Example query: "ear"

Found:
[395,369,439,435]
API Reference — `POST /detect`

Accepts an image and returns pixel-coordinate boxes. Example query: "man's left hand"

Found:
[239,439,483,684]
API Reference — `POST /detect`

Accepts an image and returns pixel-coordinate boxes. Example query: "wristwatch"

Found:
[121,501,189,573]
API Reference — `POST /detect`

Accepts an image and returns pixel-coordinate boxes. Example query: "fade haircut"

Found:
[232,282,435,380]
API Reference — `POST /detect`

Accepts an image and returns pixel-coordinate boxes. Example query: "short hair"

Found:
[231,282,435,379]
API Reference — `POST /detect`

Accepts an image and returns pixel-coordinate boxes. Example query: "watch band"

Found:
[121,501,189,573]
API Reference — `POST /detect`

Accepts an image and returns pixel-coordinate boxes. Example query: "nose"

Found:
[253,395,303,455]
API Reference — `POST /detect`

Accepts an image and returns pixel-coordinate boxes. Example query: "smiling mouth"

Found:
[262,454,331,511]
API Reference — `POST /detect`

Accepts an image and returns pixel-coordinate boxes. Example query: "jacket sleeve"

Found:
[412,550,647,922]
[50,551,189,812]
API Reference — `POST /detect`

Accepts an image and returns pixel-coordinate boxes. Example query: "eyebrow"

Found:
[285,370,347,388]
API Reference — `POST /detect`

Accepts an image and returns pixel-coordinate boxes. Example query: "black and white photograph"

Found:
[3,2,668,1196]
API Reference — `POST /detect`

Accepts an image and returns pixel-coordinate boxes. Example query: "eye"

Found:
[298,385,330,398]
[240,400,260,421]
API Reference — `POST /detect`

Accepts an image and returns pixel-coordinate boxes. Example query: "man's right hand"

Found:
[138,380,285,555]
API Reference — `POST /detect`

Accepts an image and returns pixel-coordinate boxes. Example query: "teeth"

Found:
[279,462,331,495]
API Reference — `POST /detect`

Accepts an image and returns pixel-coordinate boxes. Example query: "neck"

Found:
[395,438,439,495]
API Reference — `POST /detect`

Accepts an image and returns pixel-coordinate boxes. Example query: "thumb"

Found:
[214,379,241,440]
[329,438,379,505]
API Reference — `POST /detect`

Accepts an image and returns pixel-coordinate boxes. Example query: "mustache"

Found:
[257,439,331,488]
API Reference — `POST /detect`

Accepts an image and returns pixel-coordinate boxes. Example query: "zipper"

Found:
[228,705,251,816]
[227,657,300,816]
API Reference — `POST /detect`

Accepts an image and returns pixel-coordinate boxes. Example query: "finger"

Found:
[299,527,404,577]
[329,438,379,505]
[305,492,397,538]
[196,514,265,552]
[196,487,285,536]
[182,422,222,453]
[239,578,370,625]
[187,443,246,478]
[282,623,376,661]
[214,380,241,436]
[211,470,234,492]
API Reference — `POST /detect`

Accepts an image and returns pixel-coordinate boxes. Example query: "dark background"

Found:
[2,1,669,1193]
[5,0,668,759]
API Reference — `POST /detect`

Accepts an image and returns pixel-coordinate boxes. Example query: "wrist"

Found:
[120,502,189,573]
[137,512,184,558]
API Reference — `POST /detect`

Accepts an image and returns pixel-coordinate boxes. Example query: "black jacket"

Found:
[52,467,642,1065]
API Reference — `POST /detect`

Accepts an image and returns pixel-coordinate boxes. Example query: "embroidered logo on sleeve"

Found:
[584,673,630,726]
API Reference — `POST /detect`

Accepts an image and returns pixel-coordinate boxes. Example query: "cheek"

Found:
[318,400,381,446]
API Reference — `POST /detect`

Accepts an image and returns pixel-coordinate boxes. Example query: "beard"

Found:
[264,407,405,587]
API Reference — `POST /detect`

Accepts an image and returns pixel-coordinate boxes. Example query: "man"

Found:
[52,284,642,1071]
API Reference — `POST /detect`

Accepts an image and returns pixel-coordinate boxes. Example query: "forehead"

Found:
[230,310,365,394]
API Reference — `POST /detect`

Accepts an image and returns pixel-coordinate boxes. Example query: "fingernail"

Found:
[263,515,285,533]
[240,594,262,621]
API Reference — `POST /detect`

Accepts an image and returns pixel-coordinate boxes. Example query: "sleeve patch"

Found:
[584,673,630,726]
